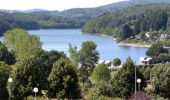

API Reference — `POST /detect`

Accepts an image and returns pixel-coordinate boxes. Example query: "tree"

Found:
[88,64,112,98]
[150,64,170,99]
[3,29,42,59]
[79,41,99,68]
[133,22,141,35]
[69,44,79,67]
[48,58,81,99]
[118,24,134,40]
[0,62,10,100]
[0,42,16,65]
[146,43,169,57]
[112,57,146,98]
[90,63,110,84]
[112,58,121,66]
[79,41,99,80]
[35,50,66,89]
[7,58,46,100]
[47,50,66,64]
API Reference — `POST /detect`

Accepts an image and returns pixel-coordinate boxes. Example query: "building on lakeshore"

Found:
[140,57,152,65]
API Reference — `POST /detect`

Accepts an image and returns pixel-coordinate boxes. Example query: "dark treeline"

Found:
[0,11,83,36]
[82,4,170,43]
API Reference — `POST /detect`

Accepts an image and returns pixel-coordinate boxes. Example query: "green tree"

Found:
[47,50,66,64]
[79,41,99,79]
[7,58,46,100]
[90,63,110,84]
[0,42,16,65]
[134,22,141,35]
[35,50,66,89]
[0,62,10,100]
[3,29,42,59]
[69,44,79,67]
[146,43,169,57]
[112,58,121,66]
[48,58,81,99]
[112,57,146,98]
[88,64,112,98]
[118,24,134,40]
[150,64,170,99]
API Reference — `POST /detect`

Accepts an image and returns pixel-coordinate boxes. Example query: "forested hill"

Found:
[82,4,170,46]
[0,12,83,36]
[29,0,170,20]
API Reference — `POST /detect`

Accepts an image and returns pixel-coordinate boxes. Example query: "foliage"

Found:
[79,41,99,68]
[78,41,99,82]
[150,64,170,99]
[139,65,154,80]
[0,42,16,65]
[69,44,79,67]
[82,4,170,44]
[7,58,46,100]
[112,57,146,98]
[112,58,121,66]
[3,29,42,59]
[146,42,169,57]
[87,81,113,99]
[117,24,134,41]
[48,58,81,99]
[90,63,110,84]
[0,62,10,100]
[35,50,66,89]
[0,11,83,36]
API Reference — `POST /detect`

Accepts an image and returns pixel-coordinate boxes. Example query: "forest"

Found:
[0,11,83,36]
[82,4,170,46]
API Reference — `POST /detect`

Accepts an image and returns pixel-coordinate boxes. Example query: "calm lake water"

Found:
[28,29,148,63]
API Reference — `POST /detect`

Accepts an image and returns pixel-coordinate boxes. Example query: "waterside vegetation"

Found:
[82,4,170,47]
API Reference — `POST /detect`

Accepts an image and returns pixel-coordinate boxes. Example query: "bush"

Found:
[112,58,121,66]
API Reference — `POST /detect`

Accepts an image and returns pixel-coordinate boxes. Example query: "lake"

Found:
[28,29,148,64]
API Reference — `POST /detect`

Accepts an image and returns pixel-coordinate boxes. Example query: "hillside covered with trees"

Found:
[26,0,170,21]
[0,11,83,36]
[82,4,170,46]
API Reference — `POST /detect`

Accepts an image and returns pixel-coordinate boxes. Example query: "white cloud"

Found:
[0,0,128,11]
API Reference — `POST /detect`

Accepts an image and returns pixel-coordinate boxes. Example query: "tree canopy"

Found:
[112,57,146,98]
[90,63,110,84]
[7,58,44,100]
[112,58,121,66]
[0,62,10,100]
[0,42,16,65]
[3,29,42,59]
[82,4,170,44]
[48,58,81,99]
[0,11,83,36]
[146,43,169,57]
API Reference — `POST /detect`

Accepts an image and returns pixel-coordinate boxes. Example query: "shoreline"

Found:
[117,42,150,48]
[83,32,170,48]
[97,33,151,48]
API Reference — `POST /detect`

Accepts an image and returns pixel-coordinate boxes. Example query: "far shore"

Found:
[83,32,170,48]
[98,33,151,48]
[117,42,150,48]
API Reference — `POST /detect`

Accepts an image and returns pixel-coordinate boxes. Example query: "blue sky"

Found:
[0,0,128,11]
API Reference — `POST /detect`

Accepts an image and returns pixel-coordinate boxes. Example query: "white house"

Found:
[160,34,170,39]
[145,32,150,38]
[140,57,152,65]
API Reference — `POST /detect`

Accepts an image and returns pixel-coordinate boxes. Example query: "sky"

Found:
[0,0,128,11]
